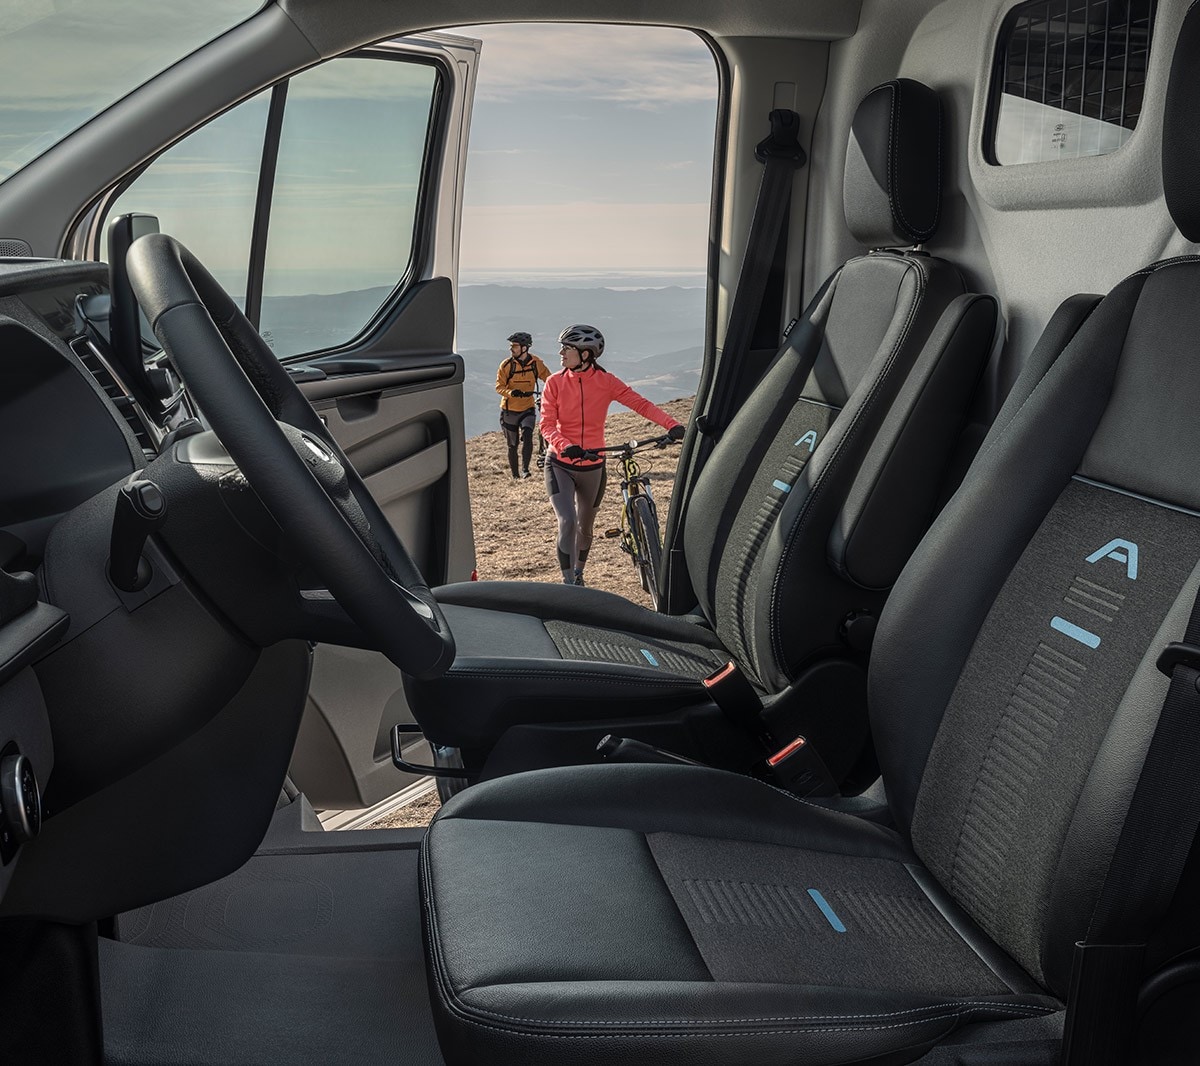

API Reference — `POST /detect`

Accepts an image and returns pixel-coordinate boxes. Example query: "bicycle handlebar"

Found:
[588,433,679,457]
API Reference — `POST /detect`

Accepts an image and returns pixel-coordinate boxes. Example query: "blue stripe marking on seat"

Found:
[772,479,791,493]
[640,649,659,667]
[807,888,846,933]
[1050,616,1101,649]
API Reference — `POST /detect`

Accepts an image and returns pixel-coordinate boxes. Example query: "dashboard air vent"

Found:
[70,338,157,457]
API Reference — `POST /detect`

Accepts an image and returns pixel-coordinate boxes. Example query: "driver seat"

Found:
[419,17,1200,1064]
[408,80,999,776]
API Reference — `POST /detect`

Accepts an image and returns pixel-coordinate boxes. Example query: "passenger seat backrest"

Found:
[871,9,1200,1001]
[684,80,996,695]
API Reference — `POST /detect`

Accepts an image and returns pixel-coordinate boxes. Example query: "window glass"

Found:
[257,58,438,358]
[991,0,1157,165]
[0,0,264,181]
[107,90,270,303]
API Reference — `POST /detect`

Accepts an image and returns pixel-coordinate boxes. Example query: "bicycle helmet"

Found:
[507,331,533,348]
[558,324,605,358]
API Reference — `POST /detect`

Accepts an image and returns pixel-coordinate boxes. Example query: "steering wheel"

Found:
[125,233,456,679]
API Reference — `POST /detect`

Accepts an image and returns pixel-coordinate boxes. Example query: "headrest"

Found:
[843,79,942,248]
[1164,3,1200,242]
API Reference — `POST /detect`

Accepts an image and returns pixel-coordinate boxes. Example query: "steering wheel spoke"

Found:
[126,234,455,679]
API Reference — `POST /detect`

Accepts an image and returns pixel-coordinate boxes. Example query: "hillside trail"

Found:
[469,396,695,597]
[366,394,695,829]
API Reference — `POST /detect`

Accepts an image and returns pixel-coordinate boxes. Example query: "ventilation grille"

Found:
[71,337,157,456]
[991,0,1157,165]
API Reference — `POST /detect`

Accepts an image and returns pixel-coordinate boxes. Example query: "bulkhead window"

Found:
[988,0,1157,165]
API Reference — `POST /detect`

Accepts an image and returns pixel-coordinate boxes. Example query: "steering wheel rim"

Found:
[125,233,456,679]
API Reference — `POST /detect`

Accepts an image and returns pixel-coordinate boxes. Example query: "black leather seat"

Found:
[408,81,997,776]
[419,20,1200,1064]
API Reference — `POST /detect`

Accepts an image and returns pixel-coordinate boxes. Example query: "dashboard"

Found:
[0,256,174,908]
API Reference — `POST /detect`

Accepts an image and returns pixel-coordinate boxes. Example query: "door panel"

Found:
[281,41,479,811]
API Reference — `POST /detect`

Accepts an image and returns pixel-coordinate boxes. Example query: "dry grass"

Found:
[469,396,695,602]
[359,395,695,830]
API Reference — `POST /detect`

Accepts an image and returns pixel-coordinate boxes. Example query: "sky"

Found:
[454,24,718,276]
[0,8,719,292]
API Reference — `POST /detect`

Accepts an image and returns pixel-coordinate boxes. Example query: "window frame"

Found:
[77,44,450,362]
[982,0,1159,168]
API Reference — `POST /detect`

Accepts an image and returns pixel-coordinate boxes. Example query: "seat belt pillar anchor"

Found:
[1155,641,1200,686]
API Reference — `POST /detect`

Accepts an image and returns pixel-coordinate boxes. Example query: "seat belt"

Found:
[1060,583,1200,1065]
[694,108,807,447]
[662,112,806,613]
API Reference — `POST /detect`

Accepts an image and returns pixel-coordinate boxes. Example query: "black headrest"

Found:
[1164,2,1200,242]
[843,79,942,248]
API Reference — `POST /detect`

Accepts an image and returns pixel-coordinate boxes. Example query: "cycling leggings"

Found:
[500,409,536,476]
[545,460,607,576]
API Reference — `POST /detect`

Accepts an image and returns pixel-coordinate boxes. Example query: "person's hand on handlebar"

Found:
[562,444,601,461]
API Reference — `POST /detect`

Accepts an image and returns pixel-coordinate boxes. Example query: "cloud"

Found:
[454,24,715,110]
[461,201,710,272]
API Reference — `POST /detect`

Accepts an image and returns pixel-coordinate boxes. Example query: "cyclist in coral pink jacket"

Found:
[541,323,685,586]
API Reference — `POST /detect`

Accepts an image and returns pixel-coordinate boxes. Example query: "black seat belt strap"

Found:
[698,109,806,446]
[1061,583,1200,1066]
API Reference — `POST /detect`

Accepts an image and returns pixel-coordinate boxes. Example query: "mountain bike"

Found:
[594,433,679,610]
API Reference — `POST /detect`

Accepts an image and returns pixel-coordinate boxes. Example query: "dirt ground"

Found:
[363,394,695,830]
[469,396,695,601]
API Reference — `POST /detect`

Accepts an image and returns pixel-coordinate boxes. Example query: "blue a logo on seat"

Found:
[1085,539,1139,580]
[795,430,819,453]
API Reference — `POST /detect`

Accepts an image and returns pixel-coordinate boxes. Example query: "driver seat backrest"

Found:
[684,79,997,691]
[871,8,1200,991]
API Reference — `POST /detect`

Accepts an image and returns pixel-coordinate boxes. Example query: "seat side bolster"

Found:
[829,293,998,591]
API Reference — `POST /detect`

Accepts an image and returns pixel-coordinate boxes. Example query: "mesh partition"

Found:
[991,0,1157,165]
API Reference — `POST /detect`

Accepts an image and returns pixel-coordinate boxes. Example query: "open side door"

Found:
[79,32,481,811]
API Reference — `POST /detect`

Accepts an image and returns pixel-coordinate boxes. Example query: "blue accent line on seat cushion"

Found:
[772,479,791,493]
[807,888,847,933]
[640,649,660,666]
[1050,615,1101,649]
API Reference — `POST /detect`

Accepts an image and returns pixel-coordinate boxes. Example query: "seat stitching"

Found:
[445,1004,1054,1040]
[454,1000,1056,1028]
[768,255,930,676]
[446,669,702,688]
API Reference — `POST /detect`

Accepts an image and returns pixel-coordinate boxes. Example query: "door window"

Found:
[106,53,440,356]
[259,58,438,357]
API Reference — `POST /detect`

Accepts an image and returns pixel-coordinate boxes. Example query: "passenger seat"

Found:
[408,80,998,784]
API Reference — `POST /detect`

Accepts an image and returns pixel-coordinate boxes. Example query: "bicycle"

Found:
[591,433,679,610]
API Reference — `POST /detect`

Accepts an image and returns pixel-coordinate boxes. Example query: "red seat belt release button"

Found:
[767,735,838,797]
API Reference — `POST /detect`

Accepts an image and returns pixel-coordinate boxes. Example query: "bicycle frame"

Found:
[596,435,675,608]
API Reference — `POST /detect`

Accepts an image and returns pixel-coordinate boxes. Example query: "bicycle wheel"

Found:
[629,493,663,610]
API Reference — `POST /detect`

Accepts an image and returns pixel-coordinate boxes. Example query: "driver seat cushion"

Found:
[421,765,1057,1066]
[407,583,732,749]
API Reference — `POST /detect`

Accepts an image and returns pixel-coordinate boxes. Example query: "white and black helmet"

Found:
[558,324,605,358]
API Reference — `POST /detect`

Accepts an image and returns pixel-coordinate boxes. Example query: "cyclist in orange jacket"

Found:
[495,331,551,479]
[541,324,684,586]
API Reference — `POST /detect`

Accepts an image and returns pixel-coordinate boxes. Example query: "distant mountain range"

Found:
[460,281,704,435]
[260,281,706,438]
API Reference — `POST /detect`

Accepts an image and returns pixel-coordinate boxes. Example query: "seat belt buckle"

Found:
[766,735,838,798]
[1155,641,1200,679]
[702,661,771,745]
